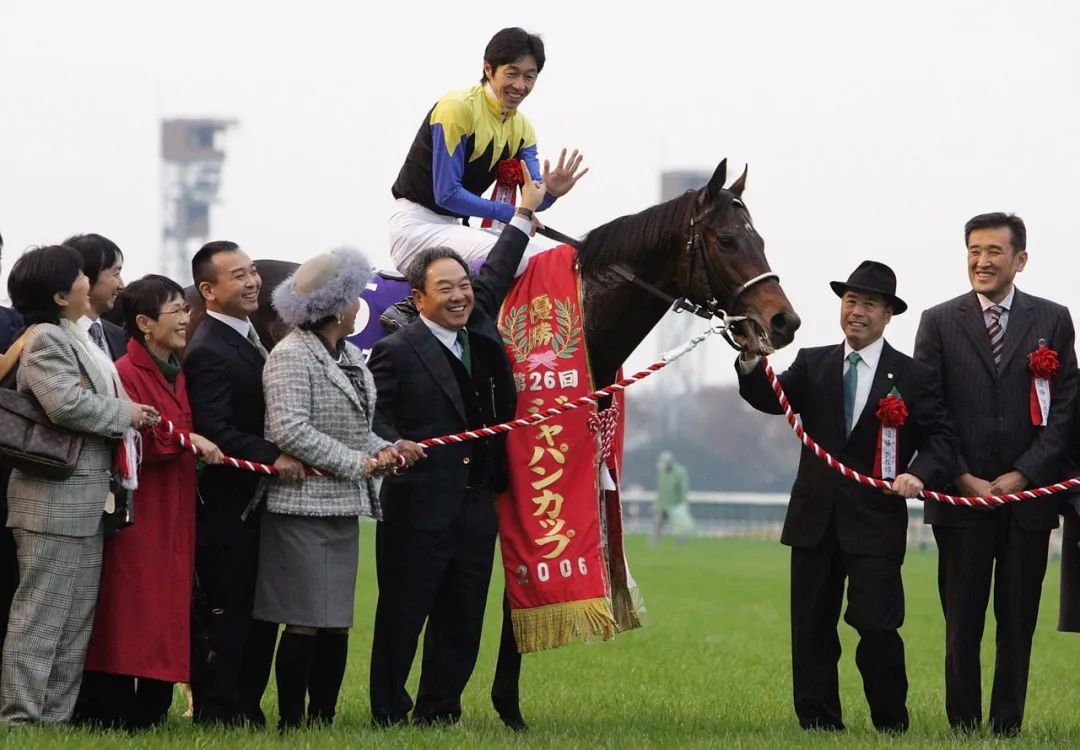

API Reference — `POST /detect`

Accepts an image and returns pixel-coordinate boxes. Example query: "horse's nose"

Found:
[771,311,801,347]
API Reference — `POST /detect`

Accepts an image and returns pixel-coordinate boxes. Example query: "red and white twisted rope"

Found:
[158,420,329,477]
[409,327,718,450]
[153,325,722,477]
[588,404,620,464]
[761,356,1080,507]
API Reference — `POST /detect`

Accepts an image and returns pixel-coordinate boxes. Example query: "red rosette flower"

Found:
[1028,345,1060,379]
[876,394,908,428]
[495,159,525,187]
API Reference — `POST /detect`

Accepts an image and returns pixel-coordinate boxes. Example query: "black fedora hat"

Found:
[829,260,907,315]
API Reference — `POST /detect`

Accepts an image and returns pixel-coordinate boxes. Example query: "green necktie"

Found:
[843,351,862,435]
[247,327,269,360]
[456,328,472,376]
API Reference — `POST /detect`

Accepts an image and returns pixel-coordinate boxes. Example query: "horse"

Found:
[183,157,800,727]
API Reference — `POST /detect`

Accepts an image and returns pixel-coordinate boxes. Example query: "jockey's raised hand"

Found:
[519,160,547,211]
[542,148,588,198]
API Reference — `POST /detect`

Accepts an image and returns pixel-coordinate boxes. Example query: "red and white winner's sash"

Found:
[497,243,640,652]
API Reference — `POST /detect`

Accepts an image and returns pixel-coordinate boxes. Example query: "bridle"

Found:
[540,190,779,351]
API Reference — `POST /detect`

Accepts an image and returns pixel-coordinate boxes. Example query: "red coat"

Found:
[84,339,197,682]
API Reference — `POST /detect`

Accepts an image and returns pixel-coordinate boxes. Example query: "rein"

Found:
[538,193,778,351]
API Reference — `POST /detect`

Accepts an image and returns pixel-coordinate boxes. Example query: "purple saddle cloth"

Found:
[347,260,485,359]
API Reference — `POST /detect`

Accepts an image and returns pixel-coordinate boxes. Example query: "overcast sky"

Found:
[2,0,1077,385]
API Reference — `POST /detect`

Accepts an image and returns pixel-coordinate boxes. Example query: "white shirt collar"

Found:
[418,314,461,352]
[206,309,253,338]
[977,286,1016,313]
[77,314,99,334]
[844,335,885,369]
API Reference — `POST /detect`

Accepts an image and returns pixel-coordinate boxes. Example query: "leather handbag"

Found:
[0,329,84,480]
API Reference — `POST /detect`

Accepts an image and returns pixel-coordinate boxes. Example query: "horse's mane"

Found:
[577,191,695,273]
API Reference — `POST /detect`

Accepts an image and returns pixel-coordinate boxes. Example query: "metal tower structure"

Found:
[160,118,237,282]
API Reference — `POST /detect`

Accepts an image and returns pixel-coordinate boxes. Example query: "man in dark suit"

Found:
[367,167,546,727]
[914,212,1078,736]
[62,234,128,360]
[738,260,956,733]
[183,241,305,727]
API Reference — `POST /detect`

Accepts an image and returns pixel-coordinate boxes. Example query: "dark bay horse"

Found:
[184,157,799,727]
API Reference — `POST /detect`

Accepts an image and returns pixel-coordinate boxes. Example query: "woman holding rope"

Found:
[78,275,223,730]
[255,248,404,732]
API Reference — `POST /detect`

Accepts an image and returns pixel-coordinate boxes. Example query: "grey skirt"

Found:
[253,513,359,628]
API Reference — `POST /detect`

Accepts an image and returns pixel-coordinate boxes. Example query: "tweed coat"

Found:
[262,329,391,517]
[7,324,129,538]
[914,288,1078,529]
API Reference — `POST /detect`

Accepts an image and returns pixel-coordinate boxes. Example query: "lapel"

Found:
[823,344,846,439]
[298,331,364,412]
[956,291,998,377]
[206,317,265,372]
[127,338,184,412]
[848,341,898,445]
[998,288,1034,371]
[405,321,466,422]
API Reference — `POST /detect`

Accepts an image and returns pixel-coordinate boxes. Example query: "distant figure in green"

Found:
[652,451,693,545]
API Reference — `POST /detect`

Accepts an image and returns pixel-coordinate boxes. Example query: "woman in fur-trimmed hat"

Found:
[255,247,401,732]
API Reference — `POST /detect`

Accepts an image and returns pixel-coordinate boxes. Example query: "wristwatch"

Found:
[515,207,535,221]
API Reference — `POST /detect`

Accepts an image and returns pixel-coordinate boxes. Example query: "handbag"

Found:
[0,330,84,480]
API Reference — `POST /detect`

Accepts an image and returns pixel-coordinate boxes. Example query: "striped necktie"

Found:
[986,305,1005,366]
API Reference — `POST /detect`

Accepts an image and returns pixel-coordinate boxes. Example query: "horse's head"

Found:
[676,159,800,354]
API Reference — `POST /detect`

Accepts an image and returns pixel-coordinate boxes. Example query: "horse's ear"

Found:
[729,164,749,198]
[699,159,728,206]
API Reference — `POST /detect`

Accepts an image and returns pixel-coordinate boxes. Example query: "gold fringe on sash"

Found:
[511,598,617,653]
[610,584,642,632]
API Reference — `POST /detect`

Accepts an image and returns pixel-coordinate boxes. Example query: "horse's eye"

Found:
[717,233,737,248]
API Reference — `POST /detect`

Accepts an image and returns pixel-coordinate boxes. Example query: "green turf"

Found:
[5,532,1080,748]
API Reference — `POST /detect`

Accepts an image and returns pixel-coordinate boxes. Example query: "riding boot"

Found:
[307,631,348,727]
[491,594,527,731]
[274,631,316,733]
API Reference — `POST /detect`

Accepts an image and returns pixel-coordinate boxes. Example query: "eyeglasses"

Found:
[158,305,192,316]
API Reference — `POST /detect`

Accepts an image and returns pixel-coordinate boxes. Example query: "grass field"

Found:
[5,532,1080,748]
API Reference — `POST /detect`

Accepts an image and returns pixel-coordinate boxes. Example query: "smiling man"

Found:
[736,260,957,734]
[388,27,587,277]
[914,212,1078,736]
[62,234,128,361]
[367,172,545,729]
[182,241,304,727]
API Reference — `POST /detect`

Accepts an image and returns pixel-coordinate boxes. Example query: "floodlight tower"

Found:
[160,118,237,282]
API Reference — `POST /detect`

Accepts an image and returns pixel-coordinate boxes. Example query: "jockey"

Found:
[389,27,588,277]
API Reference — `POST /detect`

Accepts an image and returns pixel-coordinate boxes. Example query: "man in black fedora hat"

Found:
[736,259,957,733]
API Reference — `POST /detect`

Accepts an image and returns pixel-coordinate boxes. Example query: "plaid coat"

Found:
[7,324,129,538]
[262,330,391,518]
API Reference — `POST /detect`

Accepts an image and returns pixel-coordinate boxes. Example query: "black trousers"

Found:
[191,535,279,727]
[790,529,908,732]
[933,509,1050,734]
[73,671,174,730]
[369,489,497,724]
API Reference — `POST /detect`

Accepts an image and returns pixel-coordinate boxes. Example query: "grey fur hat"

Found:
[272,247,373,327]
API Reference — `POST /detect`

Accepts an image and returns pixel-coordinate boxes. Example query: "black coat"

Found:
[183,316,282,545]
[738,341,957,562]
[914,289,1078,529]
[369,224,527,531]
